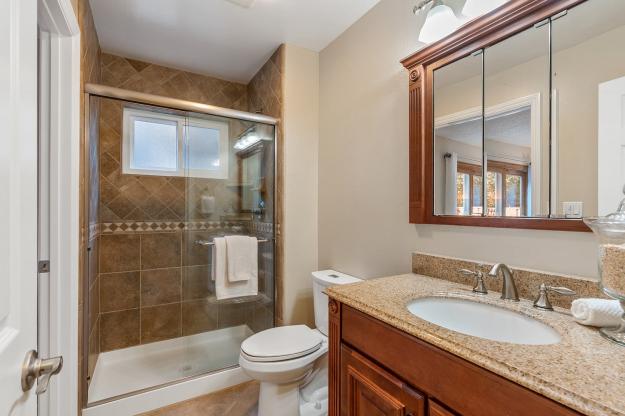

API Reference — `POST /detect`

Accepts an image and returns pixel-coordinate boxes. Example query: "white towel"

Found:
[225,235,258,283]
[211,237,227,283]
[212,237,258,300]
[571,298,623,327]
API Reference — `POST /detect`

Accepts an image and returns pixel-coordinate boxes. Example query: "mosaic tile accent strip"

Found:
[249,221,273,235]
[100,220,249,234]
[88,223,101,239]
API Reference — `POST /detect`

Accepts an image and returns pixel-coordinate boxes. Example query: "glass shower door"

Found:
[180,111,275,377]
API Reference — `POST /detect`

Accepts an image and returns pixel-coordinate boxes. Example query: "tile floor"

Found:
[138,381,259,416]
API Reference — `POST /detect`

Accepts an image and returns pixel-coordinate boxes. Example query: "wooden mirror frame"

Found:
[401,0,589,232]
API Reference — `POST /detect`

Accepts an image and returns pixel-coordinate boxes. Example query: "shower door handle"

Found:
[21,350,63,394]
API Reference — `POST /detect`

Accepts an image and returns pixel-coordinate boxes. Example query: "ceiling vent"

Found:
[225,0,256,8]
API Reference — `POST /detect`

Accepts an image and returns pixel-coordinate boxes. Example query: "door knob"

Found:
[21,350,63,394]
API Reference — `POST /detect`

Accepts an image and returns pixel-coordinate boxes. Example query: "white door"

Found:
[598,76,625,215]
[0,0,53,414]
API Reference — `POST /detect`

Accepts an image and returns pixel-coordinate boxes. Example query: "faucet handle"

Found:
[533,283,576,311]
[459,267,487,295]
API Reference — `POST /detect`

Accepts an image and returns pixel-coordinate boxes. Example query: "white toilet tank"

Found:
[312,270,361,336]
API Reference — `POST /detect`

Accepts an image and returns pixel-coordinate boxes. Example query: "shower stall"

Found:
[82,85,276,412]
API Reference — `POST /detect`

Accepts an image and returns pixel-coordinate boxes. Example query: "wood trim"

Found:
[408,67,425,223]
[402,0,591,232]
[340,305,582,416]
[429,400,457,416]
[329,299,341,416]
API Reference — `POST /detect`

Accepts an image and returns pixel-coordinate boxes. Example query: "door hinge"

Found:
[38,260,50,273]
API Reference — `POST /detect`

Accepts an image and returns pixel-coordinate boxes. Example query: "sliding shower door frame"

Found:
[82,84,280,408]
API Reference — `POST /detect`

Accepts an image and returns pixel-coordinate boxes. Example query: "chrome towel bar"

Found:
[195,238,270,246]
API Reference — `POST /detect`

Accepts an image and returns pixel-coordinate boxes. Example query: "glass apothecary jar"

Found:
[584,190,625,345]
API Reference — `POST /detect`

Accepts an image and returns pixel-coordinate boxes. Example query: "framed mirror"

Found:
[403,0,625,231]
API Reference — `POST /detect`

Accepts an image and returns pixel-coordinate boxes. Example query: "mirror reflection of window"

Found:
[433,52,483,217]
[455,162,482,216]
[484,22,549,218]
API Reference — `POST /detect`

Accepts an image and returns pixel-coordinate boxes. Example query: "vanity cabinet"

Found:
[429,401,456,416]
[329,300,582,416]
[341,345,425,416]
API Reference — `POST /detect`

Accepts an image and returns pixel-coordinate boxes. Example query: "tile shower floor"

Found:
[88,325,253,403]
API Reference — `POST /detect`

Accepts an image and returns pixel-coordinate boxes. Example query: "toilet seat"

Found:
[241,325,323,362]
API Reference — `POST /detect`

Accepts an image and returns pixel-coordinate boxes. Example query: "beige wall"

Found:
[553,25,625,215]
[319,0,598,280]
[283,44,320,326]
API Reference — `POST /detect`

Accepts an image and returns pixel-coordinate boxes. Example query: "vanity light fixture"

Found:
[415,0,465,44]
[234,128,262,151]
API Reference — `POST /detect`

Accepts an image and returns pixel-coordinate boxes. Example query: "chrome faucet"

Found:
[488,263,519,301]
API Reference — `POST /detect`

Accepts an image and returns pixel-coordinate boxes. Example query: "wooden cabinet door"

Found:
[341,345,425,416]
[429,400,456,416]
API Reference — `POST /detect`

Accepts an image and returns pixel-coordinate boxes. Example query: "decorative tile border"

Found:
[412,252,605,309]
[249,221,273,235]
[88,223,101,240]
[100,220,249,234]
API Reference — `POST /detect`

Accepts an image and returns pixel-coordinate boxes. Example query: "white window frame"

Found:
[122,108,229,179]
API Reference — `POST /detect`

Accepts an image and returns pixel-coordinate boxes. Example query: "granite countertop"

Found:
[327,273,625,416]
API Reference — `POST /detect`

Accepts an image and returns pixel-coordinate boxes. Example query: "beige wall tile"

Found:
[182,265,212,300]
[141,304,181,344]
[100,234,140,273]
[182,231,212,266]
[88,236,99,287]
[141,233,181,270]
[181,299,218,336]
[88,278,99,329]
[100,271,140,312]
[87,322,99,380]
[100,309,140,351]
[141,268,182,307]
[218,303,250,329]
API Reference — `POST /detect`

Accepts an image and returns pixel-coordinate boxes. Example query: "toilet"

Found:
[239,270,361,416]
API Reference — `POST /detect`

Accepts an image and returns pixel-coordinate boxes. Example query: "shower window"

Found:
[122,107,229,178]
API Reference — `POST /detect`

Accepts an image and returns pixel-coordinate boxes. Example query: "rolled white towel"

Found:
[571,298,623,327]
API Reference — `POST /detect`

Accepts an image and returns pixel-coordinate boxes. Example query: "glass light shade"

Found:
[462,0,508,18]
[234,132,261,150]
[418,3,463,44]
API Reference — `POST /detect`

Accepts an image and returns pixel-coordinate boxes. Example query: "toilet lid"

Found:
[241,325,322,362]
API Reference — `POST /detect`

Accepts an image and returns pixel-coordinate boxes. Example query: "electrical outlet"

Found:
[562,201,583,218]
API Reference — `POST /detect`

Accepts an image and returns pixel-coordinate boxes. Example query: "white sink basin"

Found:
[407,297,561,345]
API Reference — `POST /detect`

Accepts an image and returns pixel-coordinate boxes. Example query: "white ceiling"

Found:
[90,0,381,83]
[436,107,531,147]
